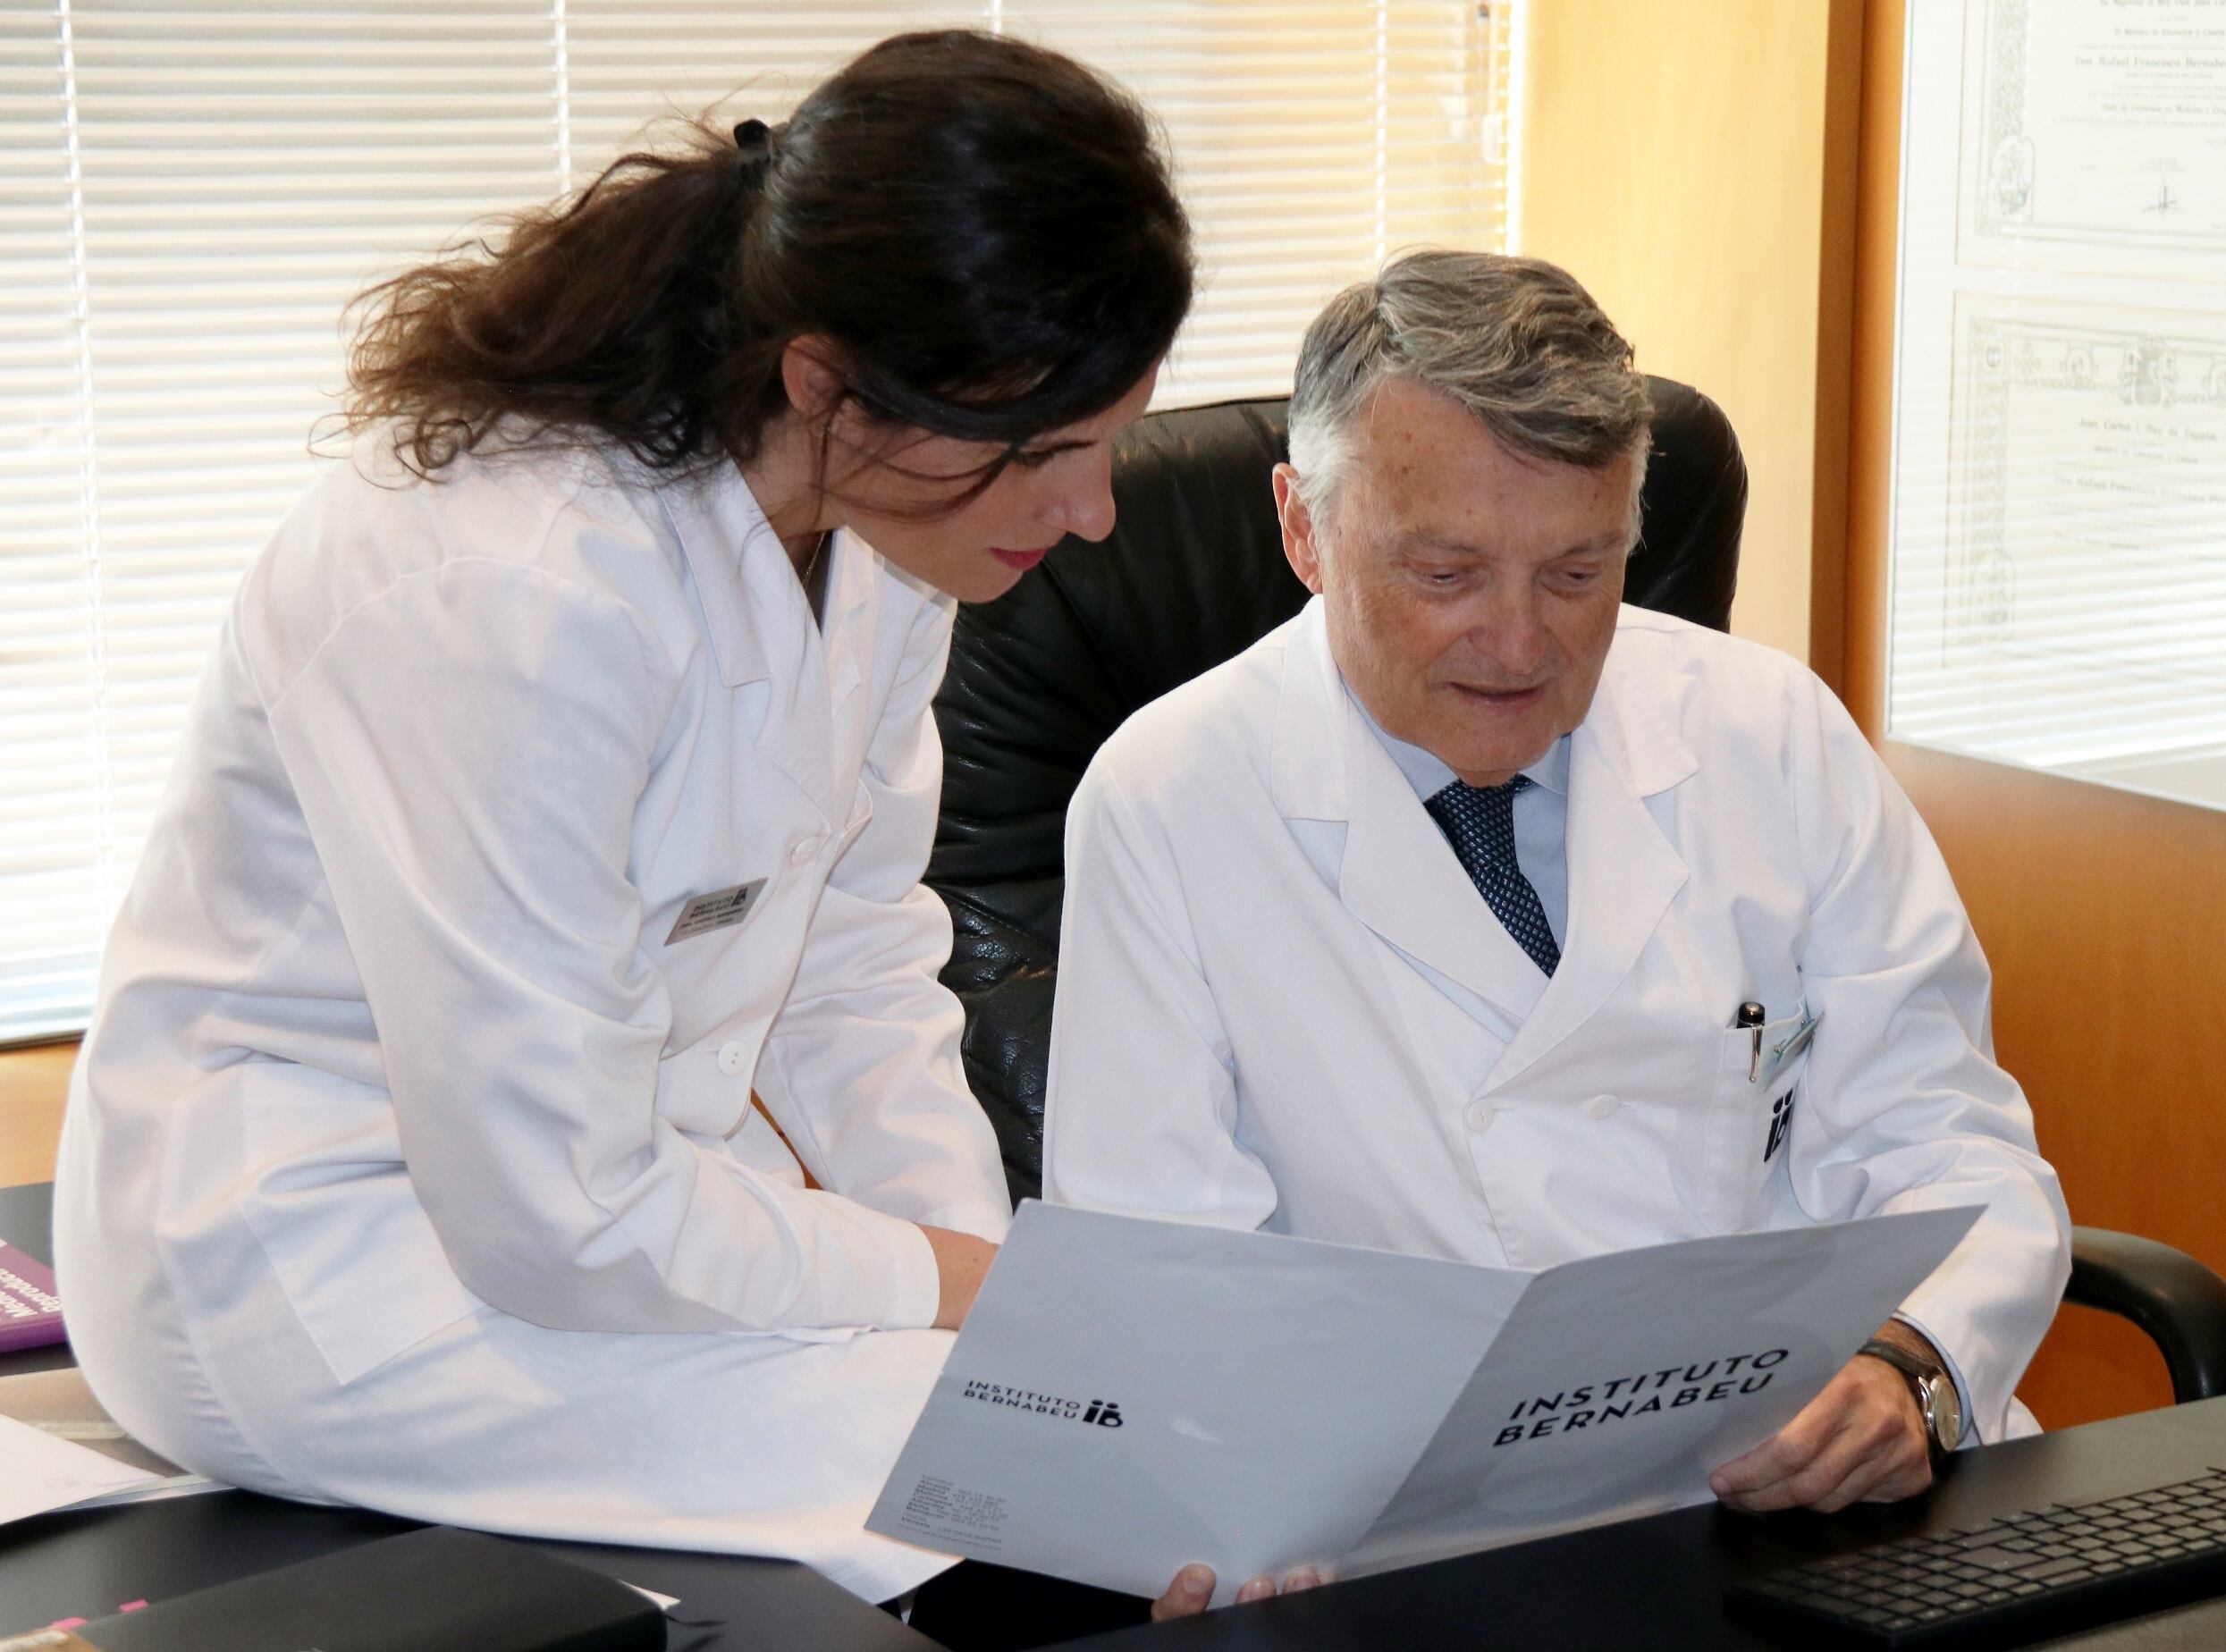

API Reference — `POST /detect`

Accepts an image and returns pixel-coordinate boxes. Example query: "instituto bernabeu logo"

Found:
[961,1378,1124,1428]
[1493,1347,1790,1447]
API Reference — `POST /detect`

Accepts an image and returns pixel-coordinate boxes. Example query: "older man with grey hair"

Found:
[1044,250,2069,1607]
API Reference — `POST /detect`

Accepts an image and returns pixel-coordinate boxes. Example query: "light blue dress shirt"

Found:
[1348,687,1573,947]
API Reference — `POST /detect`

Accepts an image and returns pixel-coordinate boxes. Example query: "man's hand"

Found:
[1151,1564,1323,1621]
[1709,1322,1938,1513]
[918,1226,998,1330]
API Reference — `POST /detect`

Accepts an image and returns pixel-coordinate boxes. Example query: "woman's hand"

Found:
[1151,1564,1324,1621]
[917,1226,998,1330]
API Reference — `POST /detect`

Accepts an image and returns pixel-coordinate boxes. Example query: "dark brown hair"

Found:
[341,30,1193,485]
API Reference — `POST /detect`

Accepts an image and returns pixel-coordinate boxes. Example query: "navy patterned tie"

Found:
[1424,776,1562,976]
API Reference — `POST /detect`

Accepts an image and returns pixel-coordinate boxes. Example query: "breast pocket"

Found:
[1699,1006,1816,1233]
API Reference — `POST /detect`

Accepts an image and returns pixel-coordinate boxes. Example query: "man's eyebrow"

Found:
[1389,529,1484,554]
[1558,530,1630,556]
[1389,528,1630,556]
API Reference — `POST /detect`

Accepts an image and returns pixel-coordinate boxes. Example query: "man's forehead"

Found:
[1348,383,1620,484]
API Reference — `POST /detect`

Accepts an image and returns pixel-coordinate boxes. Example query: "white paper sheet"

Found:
[0,1412,168,1525]
[868,1202,1979,1601]
[0,1369,215,1510]
[1345,1210,1981,1576]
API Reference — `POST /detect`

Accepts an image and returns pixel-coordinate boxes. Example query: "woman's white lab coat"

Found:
[53,439,1010,1601]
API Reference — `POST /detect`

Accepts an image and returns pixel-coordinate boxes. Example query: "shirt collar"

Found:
[1343,678,1571,801]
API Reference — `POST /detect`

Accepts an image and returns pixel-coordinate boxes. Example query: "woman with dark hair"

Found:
[53,29,1195,1634]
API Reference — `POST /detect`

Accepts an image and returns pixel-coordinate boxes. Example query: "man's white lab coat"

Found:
[1045,599,2070,1442]
[54,441,1008,1599]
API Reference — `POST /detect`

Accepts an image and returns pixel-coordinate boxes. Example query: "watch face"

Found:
[1923,1374,1962,1454]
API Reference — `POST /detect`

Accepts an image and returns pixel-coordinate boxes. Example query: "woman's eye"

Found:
[1012,449,1058,470]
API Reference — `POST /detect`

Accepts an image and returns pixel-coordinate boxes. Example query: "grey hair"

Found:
[1286,249,1653,541]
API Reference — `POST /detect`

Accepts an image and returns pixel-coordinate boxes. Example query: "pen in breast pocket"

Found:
[1737,1000,1765,1082]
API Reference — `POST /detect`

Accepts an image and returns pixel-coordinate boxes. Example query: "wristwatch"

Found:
[1859,1336,1962,1462]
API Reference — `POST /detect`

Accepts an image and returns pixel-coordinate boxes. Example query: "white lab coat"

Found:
[1044,599,2070,1443]
[53,439,1009,1600]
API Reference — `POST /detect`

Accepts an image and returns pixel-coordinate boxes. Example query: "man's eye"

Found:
[1012,449,1058,470]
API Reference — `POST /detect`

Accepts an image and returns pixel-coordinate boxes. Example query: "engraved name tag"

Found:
[666,879,766,944]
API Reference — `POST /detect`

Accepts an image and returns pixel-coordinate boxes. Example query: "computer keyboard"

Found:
[1725,1465,2226,1648]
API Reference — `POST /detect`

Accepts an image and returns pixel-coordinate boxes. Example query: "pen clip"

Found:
[1769,1010,1821,1073]
[1736,1000,1766,1083]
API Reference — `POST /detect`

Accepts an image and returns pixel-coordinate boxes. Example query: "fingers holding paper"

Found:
[1708,1352,1931,1513]
[1151,1564,1323,1621]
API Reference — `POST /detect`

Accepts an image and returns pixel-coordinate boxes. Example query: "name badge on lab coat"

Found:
[667,879,766,944]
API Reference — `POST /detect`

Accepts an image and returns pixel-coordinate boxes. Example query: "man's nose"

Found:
[1468,592,1550,678]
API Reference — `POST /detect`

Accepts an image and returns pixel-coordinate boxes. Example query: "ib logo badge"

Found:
[1764,1091,1795,1163]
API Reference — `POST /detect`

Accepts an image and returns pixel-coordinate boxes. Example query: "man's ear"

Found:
[779,337,851,427]
[1273,464,1327,595]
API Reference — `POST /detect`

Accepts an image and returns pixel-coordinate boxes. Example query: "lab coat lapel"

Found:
[1271,602,1546,1025]
[1487,634,1696,1092]
[659,468,837,812]
[816,530,876,792]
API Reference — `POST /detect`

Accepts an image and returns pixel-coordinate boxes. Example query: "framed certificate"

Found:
[1960,0,2226,277]
[1887,0,2226,810]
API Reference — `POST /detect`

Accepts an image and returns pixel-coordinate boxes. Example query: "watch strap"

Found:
[1859,1336,1954,1461]
[1858,1336,1936,1386]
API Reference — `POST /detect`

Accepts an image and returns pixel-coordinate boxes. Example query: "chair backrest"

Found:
[927,379,1749,1201]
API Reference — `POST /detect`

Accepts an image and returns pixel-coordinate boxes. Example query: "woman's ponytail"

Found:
[343,117,784,476]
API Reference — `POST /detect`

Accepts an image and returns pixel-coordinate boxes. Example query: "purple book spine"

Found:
[0,1240,65,1353]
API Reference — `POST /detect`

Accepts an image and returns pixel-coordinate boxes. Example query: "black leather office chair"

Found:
[924,384,2226,1404]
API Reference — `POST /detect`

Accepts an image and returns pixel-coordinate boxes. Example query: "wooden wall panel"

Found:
[1517,0,1854,665]
[1885,745,2222,1424]
[0,1041,73,1190]
[1845,0,2218,1427]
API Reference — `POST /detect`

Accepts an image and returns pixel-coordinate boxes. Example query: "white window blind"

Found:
[0,0,1514,1044]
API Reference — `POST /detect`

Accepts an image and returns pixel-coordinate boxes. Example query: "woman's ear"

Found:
[778,336,850,426]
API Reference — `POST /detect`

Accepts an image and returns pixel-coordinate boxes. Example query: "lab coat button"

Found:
[788,835,823,865]
[717,1042,747,1076]
[1464,1098,1497,1134]
[1585,1094,1621,1120]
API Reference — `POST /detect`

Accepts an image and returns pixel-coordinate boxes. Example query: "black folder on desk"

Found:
[60,1526,663,1652]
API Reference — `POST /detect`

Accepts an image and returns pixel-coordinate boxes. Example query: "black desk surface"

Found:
[1054,1398,2226,1650]
[9,1178,2226,1652]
